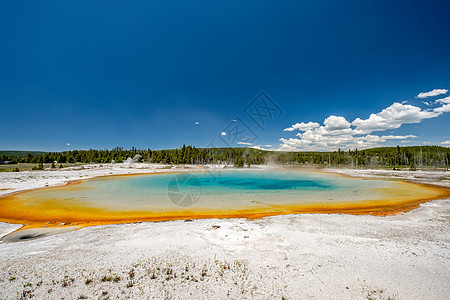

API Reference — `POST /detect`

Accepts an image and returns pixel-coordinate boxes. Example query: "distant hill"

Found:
[0,150,47,158]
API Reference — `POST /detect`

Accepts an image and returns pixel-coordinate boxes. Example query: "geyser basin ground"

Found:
[0,170,448,227]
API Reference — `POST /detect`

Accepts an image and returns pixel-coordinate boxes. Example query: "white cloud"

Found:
[283,121,320,132]
[251,145,273,150]
[436,96,450,104]
[441,141,450,145]
[66,143,70,146]
[323,116,350,131]
[279,96,448,151]
[434,104,450,113]
[352,102,439,134]
[237,142,252,146]
[279,133,385,151]
[417,89,448,98]
[195,121,199,125]
[220,132,227,136]
[381,135,417,140]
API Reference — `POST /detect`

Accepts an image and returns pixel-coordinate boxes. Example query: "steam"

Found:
[123,154,142,164]
[264,153,279,166]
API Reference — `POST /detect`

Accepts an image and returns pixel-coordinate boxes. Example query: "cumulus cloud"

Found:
[324,116,351,130]
[279,133,419,152]
[283,121,320,132]
[279,94,450,151]
[279,134,379,151]
[220,132,227,136]
[381,135,417,139]
[352,102,439,134]
[441,141,450,145]
[420,96,450,107]
[436,96,450,104]
[434,104,450,113]
[195,121,199,125]
[417,89,448,98]
[237,142,253,146]
[251,145,274,150]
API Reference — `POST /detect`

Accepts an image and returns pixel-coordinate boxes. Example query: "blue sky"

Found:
[1,0,449,151]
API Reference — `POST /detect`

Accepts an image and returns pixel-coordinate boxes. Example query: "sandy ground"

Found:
[0,165,449,299]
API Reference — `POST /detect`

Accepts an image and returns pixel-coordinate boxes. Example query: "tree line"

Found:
[1,145,449,170]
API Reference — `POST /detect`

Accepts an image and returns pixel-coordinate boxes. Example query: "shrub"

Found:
[32,163,44,170]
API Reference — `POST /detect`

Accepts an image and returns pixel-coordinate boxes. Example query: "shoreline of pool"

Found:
[0,165,448,230]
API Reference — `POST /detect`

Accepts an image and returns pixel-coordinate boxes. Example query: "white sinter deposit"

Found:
[0,165,449,299]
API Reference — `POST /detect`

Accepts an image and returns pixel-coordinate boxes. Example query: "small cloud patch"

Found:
[417,89,448,98]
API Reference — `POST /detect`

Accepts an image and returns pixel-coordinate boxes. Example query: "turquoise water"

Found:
[28,170,395,210]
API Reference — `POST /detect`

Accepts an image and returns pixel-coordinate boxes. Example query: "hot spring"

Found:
[0,170,447,227]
